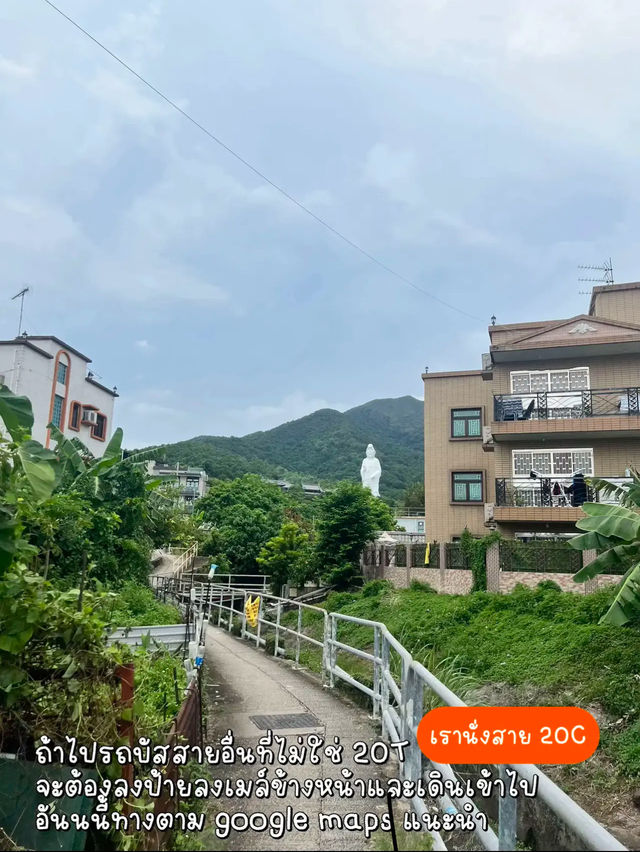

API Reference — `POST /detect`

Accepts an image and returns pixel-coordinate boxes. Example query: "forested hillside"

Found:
[144,396,423,501]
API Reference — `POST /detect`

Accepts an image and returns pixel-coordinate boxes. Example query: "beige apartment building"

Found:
[424,281,640,542]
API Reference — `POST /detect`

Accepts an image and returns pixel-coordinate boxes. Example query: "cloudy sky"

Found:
[2,1,640,446]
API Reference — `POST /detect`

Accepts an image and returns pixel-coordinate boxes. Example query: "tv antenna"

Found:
[10,286,29,336]
[578,258,614,286]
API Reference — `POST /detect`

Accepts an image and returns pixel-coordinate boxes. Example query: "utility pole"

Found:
[11,287,29,336]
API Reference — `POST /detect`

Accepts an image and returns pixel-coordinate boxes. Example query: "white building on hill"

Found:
[0,334,118,455]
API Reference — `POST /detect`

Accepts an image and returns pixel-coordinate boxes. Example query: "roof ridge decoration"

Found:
[496,313,640,348]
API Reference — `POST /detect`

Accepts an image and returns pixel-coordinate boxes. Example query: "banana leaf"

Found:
[572,542,640,582]
[600,562,640,626]
[16,440,58,501]
[569,530,616,551]
[0,387,34,440]
[575,504,640,542]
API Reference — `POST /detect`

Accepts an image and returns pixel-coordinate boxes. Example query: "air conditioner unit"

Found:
[82,408,98,425]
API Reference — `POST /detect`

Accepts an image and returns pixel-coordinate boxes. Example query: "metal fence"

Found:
[445,542,471,570]
[499,540,583,575]
[197,582,625,852]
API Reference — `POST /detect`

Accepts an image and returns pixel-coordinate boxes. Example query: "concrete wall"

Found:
[591,284,640,325]
[0,339,116,454]
[492,354,640,395]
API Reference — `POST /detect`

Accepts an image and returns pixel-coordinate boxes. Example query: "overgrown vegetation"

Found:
[0,386,198,754]
[459,528,501,591]
[321,581,640,777]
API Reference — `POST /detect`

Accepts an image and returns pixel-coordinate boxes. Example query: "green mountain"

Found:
[149,396,423,501]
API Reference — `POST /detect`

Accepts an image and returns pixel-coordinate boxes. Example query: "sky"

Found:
[2,1,640,446]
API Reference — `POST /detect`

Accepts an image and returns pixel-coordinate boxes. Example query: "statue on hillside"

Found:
[360,444,381,498]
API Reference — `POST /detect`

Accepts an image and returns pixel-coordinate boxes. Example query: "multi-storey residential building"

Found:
[147,462,209,512]
[0,334,117,455]
[424,281,640,542]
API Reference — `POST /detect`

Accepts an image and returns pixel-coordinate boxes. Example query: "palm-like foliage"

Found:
[570,469,640,625]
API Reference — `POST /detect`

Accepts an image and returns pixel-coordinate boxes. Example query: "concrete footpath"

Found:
[203,627,404,850]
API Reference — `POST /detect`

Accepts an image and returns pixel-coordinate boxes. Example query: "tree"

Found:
[569,471,640,625]
[314,482,393,589]
[257,522,311,595]
[401,481,424,508]
[197,475,286,574]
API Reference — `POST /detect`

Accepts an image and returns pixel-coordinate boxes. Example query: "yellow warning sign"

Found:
[245,595,261,628]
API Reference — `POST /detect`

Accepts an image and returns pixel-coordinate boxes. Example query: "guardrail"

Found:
[202,583,625,852]
[494,387,640,422]
[494,476,631,508]
[106,623,195,652]
[173,542,199,577]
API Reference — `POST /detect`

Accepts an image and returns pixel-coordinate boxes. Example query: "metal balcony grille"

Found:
[494,387,640,421]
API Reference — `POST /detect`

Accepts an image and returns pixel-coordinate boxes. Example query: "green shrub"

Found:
[326,591,356,611]
[536,579,562,593]
[100,581,181,627]
[409,579,437,593]
[362,579,392,598]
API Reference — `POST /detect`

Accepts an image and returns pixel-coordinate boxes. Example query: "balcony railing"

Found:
[494,476,630,508]
[394,507,425,517]
[493,387,640,422]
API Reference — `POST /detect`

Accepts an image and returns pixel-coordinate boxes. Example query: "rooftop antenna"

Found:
[578,258,614,286]
[10,286,29,336]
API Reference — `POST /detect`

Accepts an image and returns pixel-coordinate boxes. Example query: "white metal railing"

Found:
[199,583,625,852]
[172,542,199,577]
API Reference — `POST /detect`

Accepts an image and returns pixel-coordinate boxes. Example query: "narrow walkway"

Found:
[203,627,403,850]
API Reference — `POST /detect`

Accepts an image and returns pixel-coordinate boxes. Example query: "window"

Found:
[452,472,484,503]
[92,413,107,441]
[52,394,64,428]
[451,408,482,438]
[186,476,199,488]
[69,401,81,431]
[56,361,68,385]
[512,448,593,477]
[510,368,589,394]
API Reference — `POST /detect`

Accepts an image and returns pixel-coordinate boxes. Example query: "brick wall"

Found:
[499,571,621,594]
[382,565,474,593]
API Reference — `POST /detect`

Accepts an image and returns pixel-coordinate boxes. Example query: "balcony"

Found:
[492,476,629,524]
[490,387,640,442]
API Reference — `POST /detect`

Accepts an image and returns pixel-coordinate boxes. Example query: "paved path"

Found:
[203,627,404,850]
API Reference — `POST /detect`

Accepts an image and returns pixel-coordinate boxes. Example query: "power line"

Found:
[39,0,481,322]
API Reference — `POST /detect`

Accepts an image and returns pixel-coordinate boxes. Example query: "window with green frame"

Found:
[52,394,64,428]
[451,407,482,438]
[56,361,68,385]
[452,472,483,502]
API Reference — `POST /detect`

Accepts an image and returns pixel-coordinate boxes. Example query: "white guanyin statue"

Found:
[360,444,382,498]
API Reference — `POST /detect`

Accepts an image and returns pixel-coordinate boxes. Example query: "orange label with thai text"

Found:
[416,706,599,765]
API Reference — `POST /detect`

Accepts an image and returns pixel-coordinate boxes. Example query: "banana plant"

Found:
[47,422,164,499]
[570,474,640,625]
[0,387,59,573]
